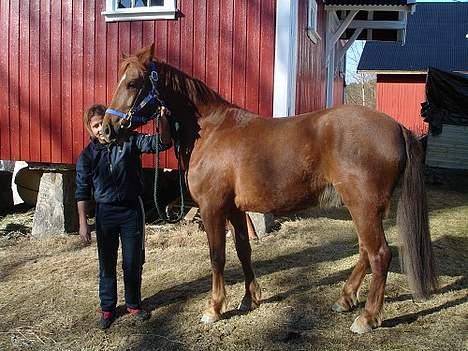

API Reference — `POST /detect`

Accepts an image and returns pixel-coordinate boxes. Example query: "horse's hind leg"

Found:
[228,208,262,312]
[332,182,392,333]
[332,248,369,313]
[199,206,229,323]
[345,204,391,334]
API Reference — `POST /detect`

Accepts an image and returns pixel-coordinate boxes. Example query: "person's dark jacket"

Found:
[75,132,171,204]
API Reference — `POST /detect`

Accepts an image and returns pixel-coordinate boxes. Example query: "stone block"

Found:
[32,172,78,238]
[246,212,275,237]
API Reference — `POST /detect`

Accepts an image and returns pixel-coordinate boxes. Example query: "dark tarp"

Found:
[421,67,468,135]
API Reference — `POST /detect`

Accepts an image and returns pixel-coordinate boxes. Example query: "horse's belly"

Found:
[234,182,322,214]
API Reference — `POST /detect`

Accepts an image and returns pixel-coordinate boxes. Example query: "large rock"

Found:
[32,172,78,238]
[246,212,275,237]
[0,171,13,210]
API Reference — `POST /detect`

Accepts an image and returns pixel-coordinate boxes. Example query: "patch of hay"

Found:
[0,183,467,351]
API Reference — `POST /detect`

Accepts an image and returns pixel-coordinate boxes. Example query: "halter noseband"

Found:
[105,61,164,129]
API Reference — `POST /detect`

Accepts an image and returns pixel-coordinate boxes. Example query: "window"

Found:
[307,0,320,44]
[102,0,177,22]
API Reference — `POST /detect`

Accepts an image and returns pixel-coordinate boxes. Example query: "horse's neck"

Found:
[159,64,260,127]
[160,64,226,108]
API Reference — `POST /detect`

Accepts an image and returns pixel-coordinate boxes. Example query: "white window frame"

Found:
[102,0,177,22]
[307,0,321,44]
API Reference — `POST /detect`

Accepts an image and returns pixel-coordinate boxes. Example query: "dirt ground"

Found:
[0,169,467,351]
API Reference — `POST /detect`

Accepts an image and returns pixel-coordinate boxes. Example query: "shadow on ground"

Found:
[130,228,467,350]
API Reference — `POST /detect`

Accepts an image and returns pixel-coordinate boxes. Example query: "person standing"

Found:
[76,104,172,329]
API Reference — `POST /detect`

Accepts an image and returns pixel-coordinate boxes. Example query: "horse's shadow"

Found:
[131,231,466,336]
[134,232,466,322]
[138,237,358,313]
[127,230,467,351]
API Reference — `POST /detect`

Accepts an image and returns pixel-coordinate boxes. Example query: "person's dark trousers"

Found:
[95,200,145,312]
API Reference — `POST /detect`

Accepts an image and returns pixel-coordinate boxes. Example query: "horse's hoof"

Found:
[350,316,373,334]
[237,300,257,313]
[332,302,349,313]
[200,313,220,324]
[237,301,250,313]
[238,294,260,313]
[333,293,358,313]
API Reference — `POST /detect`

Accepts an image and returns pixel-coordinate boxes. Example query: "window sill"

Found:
[102,9,177,22]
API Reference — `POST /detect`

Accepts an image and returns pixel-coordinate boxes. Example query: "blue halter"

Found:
[105,61,164,129]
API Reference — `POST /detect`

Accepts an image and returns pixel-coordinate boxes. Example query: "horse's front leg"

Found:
[228,208,262,312]
[200,207,228,323]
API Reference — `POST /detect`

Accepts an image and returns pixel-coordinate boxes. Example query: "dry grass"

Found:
[0,177,467,351]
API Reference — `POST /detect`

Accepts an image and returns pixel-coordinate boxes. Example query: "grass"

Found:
[0,172,467,351]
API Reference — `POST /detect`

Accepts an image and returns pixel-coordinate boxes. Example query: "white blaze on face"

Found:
[115,72,136,108]
[118,72,127,89]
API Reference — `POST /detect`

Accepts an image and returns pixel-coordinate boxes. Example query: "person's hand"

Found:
[79,223,92,245]
[158,108,173,146]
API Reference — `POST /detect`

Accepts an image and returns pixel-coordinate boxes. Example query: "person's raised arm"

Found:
[135,111,173,153]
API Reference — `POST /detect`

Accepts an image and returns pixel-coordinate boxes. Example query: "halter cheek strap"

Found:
[105,61,164,129]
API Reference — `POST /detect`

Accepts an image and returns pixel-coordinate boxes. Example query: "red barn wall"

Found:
[0,0,276,168]
[295,0,344,114]
[376,74,429,136]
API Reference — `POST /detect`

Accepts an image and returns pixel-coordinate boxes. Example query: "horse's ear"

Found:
[135,43,154,66]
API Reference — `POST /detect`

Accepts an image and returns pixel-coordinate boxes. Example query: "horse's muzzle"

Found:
[102,119,115,143]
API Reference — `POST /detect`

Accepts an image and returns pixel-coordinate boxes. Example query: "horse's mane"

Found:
[156,61,228,107]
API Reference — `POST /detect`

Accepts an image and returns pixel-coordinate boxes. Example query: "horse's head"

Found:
[102,43,162,142]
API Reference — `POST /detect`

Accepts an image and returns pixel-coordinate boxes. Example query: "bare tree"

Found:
[345,41,376,108]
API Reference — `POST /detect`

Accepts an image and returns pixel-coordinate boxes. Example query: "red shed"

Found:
[0,0,414,168]
[358,2,468,136]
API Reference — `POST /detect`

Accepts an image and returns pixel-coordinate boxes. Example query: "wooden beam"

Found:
[347,20,406,30]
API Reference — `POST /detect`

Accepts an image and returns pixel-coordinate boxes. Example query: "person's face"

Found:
[90,114,105,143]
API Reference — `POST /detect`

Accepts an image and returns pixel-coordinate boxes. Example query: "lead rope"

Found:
[153,113,186,223]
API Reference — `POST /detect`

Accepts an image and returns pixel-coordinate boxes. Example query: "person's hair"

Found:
[84,104,107,137]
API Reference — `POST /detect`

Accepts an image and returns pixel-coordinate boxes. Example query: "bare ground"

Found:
[0,175,467,351]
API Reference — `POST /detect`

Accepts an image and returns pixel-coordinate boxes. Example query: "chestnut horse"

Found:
[102,44,437,334]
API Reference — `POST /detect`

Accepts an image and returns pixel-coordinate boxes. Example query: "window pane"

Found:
[135,0,147,7]
[118,0,131,8]
[150,0,164,6]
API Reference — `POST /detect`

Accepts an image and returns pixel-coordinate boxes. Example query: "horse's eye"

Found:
[127,80,140,89]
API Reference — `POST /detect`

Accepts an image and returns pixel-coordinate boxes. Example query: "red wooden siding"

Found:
[0,0,276,167]
[295,0,344,114]
[376,74,428,136]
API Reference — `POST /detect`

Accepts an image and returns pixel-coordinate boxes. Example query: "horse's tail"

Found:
[397,127,437,299]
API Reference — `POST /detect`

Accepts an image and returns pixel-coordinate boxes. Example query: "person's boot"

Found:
[98,310,115,330]
[127,307,150,321]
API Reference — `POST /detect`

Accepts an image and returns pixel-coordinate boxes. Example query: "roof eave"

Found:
[357,69,427,74]
[324,4,415,12]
